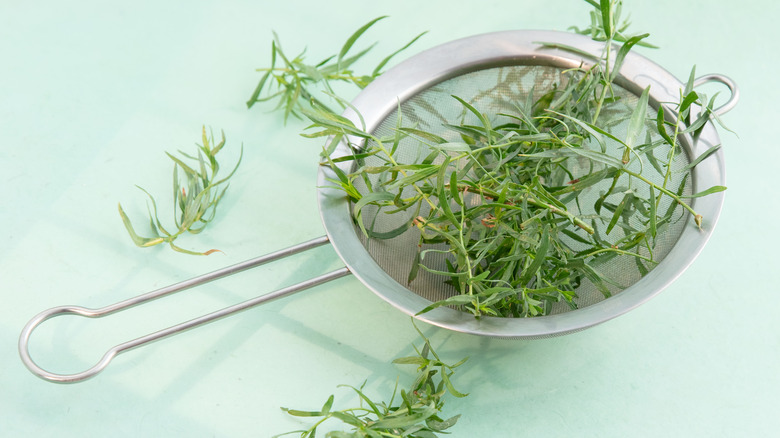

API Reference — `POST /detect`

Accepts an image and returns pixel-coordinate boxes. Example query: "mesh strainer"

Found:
[19,30,737,383]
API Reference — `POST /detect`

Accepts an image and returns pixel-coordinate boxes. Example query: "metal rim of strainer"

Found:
[317,30,736,339]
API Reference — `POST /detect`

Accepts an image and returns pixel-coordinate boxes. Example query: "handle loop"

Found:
[692,74,739,116]
[18,236,350,383]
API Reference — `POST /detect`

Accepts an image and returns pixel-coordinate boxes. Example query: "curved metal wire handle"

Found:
[693,74,739,116]
[18,236,351,383]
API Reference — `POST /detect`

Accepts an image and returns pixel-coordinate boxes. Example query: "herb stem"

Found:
[454,183,595,234]
[527,196,595,234]
[457,191,475,296]
[582,247,657,263]
[660,106,682,198]
[591,36,613,124]
[623,169,697,217]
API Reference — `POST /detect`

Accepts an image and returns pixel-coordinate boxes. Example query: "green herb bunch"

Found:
[118,126,242,255]
[274,325,467,438]
[307,0,729,318]
[246,16,426,122]
[247,2,731,318]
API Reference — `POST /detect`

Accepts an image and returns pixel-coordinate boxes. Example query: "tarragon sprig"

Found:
[246,16,426,122]
[273,322,468,438]
[118,126,242,255]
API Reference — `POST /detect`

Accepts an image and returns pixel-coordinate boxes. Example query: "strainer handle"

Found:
[692,74,739,116]
[18,236,351,384]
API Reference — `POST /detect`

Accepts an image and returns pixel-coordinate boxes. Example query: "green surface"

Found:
[1,1,776,436]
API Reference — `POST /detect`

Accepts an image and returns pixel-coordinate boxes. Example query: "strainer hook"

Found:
[693,74,739,116]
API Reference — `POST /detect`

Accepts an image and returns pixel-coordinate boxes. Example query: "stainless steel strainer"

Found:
[19,30,738,383]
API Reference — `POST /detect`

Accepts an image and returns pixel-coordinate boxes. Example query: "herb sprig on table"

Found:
[273,324,467,438]
[118,126,242,255]
[246,16,426,122]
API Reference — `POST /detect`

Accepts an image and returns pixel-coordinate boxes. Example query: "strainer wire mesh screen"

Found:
[350,64,691,316]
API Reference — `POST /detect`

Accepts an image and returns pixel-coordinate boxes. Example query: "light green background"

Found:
[1,1,776,437]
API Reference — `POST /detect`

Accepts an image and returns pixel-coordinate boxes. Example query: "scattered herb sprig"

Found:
[246,16,426,122]
[118,126,242,255]
[274,323,468,438]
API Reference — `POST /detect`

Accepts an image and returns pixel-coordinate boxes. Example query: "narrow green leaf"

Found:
[625,86,650,150]
[682,185,727,198]
[656,106,676,146]
[553,167,619,195]
[530,145,624,169]
[365,218,414,239]
[385,166,438,190]
[432,142,472,152]
[294,61,324,81]
[415,294,479,315]
[407,246,422,284]
[281,408,324,418]
[166,152,198,177]
[370,403,437,429]
[579,260,614,298]
[645,146,665,177]
[436,157,459,226]
[338,16,387,64]
[610,33,650,81]
[392,356,427,365]
[353,191,394,214]
[635,256,649,276]
[606,192,630,235]
[518,227,550,286]
[372,31,428,76]
[320,394,334,415]
[679,91,700,119]
[327,431,356,438]
[535,42,601,61]
[330,411,365,427]
[117,203,165,248]
[427,414,461,432]
[649,186,657,240]
[246,40,277,109]
[449,170,462,206]
[301,108,369,139]
[451,95,492,143]
[398,127,448,144]
[600,0,613,38]
[323,44,376,75]
[341,384,382,417]
[684,65,697,97]
[561,228,592,245]
[440,368,468,398]
[246,69,273,109]
[681,144,721,171]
